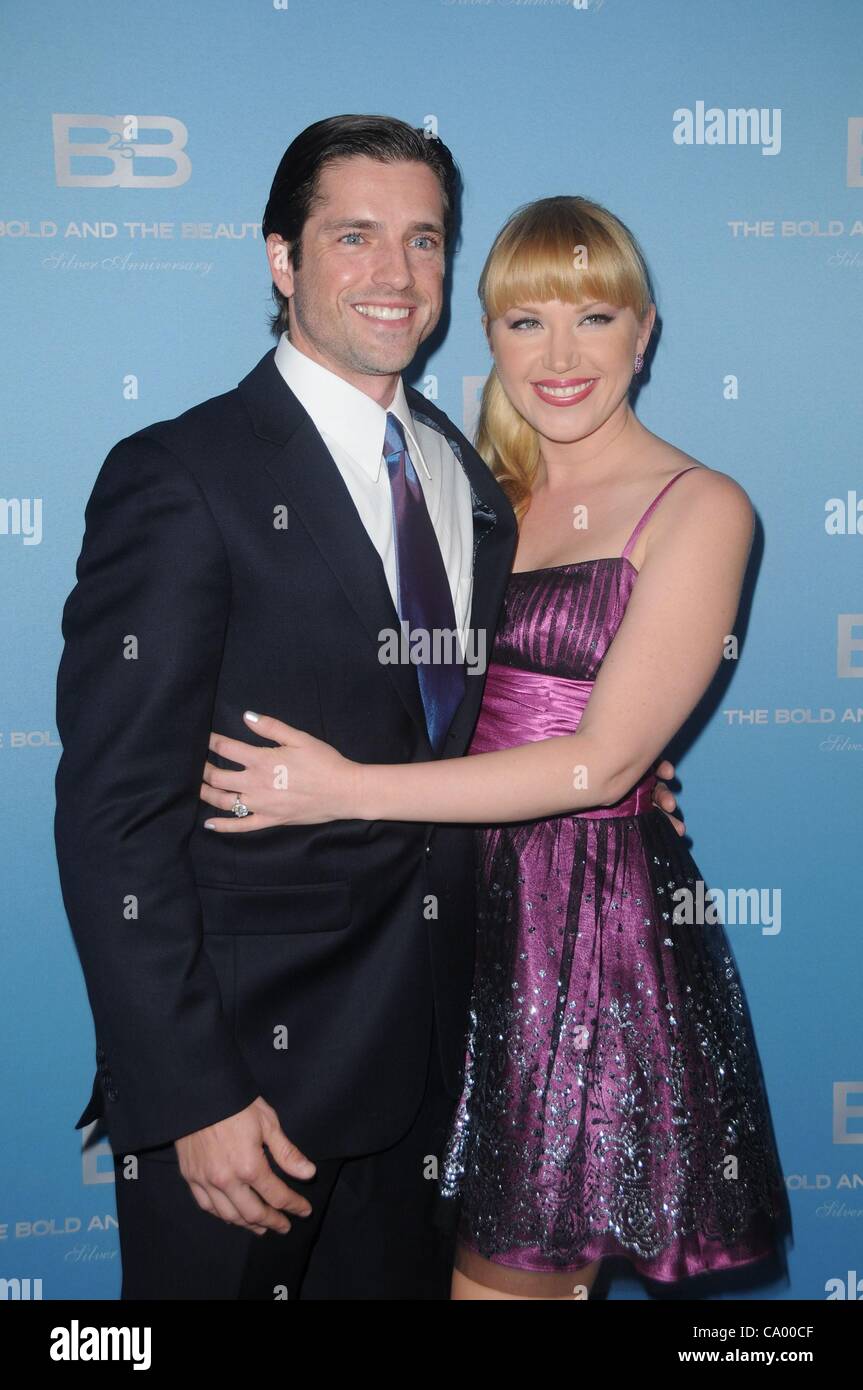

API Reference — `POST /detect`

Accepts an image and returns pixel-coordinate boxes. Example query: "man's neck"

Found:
[285,332,399,409]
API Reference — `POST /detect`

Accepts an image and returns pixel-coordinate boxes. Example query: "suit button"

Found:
[425,843,432,856]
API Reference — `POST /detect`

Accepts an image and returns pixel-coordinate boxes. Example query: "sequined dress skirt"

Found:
[439,668,791,1284]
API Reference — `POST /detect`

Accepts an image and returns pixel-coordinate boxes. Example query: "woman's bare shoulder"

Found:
[647,439,753,518]
[636,442,754,565]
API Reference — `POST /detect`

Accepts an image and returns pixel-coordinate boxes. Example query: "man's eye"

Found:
[412,235,440,250]
[339,232,365,245]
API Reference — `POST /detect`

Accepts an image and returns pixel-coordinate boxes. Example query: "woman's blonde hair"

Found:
[475,196,654,521]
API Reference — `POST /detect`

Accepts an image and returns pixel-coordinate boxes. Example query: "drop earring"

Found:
[634,351,644,374]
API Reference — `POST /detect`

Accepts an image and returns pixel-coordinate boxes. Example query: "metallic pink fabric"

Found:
[440,554,790,1286]
[468,661,658,818]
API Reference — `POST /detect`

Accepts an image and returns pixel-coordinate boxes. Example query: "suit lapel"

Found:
[238,348,517,755]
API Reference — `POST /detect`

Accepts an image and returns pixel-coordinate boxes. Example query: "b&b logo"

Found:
[52,114,191,187]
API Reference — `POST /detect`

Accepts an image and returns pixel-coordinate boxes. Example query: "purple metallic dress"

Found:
[440,469,791,1286]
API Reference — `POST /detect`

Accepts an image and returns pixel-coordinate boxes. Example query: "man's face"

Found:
[266,155,446,397]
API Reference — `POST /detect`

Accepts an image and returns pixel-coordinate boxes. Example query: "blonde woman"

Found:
[201,196,791,1300]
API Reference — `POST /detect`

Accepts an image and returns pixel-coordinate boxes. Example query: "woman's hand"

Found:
[201,711,361,830]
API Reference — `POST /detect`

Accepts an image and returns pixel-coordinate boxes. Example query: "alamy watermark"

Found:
[672,880,781,935]
[378,621,487,675]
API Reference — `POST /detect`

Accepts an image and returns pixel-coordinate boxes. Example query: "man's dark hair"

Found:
[261,114,462,339]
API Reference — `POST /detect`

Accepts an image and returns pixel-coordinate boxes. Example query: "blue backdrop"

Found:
[1,0,860,1301]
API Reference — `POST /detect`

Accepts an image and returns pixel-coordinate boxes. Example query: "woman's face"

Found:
[486,296,655,446]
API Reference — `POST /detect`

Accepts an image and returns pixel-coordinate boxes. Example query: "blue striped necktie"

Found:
[383,412,466,751]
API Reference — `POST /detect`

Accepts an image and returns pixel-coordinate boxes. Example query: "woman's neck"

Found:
[535,402,645,494]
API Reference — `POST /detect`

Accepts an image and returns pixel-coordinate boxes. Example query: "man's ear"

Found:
[267,233,296,297]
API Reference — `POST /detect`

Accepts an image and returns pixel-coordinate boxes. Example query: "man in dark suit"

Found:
[55,115,679,1300]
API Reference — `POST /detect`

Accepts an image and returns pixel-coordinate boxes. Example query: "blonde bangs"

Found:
[479,197,650,322]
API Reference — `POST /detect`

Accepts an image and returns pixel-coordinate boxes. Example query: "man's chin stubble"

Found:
[345,342,420,377]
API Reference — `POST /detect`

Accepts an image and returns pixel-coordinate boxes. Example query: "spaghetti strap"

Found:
[621,466,701,561]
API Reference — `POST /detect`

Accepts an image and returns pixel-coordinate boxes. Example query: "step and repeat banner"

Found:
[1,0,860,1302]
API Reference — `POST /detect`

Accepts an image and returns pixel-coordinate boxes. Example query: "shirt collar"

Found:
[273,332,431,483]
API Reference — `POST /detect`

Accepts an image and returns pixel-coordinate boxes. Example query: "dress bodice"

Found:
[467,468,701,785]
[487,556,638,683]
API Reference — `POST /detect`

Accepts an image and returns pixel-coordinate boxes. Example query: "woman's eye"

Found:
[507,312,614,330]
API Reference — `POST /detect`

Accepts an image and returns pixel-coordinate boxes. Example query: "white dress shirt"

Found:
[273,333,474,642]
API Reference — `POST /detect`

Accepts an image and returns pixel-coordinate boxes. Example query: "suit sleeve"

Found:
[54,430,261,1154]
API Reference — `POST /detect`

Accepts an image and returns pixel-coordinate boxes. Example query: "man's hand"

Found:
[652,757,685,836]
[174,1096,316,1236]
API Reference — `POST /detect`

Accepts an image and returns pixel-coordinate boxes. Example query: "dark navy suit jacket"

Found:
[54,346,517,1159]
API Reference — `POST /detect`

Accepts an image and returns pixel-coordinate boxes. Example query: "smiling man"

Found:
[55,115,679,1302]
[269,155,445,387]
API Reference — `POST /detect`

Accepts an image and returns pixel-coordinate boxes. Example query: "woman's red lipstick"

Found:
[531,378,598,407]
